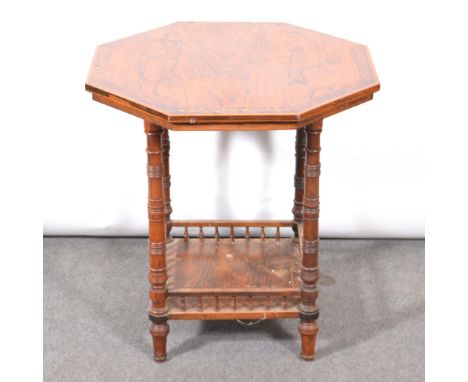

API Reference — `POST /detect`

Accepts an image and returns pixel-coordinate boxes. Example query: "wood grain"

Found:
[166,237,301,292]
[86,22,379,129]
[298,121,323,360]
[171,220,293,228]
[168,295,300,320]
[161,129,172,240]
[144,122,170,361]
[91,90,373,131]
[164,232,302,321]
[85,22,380,362]
[292,128,306,240]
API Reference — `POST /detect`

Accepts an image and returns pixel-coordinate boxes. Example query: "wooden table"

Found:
[86,22,379,362]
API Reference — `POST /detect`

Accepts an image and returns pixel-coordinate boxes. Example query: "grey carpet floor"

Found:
[44,238,424,382]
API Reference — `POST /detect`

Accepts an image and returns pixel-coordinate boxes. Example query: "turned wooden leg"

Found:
[161,129,173,241]
[150,321,170,362]
[292,127,305,242]
[144,122,169,362]
[298,321,319,360]
[298,121,322,360]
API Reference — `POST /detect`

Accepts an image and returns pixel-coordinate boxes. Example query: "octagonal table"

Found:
[86,22,380,362]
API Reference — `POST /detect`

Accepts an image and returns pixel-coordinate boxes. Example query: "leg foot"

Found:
[298,320,319,361]
[150,321,169,362]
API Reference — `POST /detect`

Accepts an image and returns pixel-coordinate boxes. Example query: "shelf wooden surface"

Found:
[166,237,301,293]
[165,236,301,320]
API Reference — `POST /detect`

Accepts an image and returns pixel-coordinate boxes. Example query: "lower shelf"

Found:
[165,234,302,320]
[168,295,300,320]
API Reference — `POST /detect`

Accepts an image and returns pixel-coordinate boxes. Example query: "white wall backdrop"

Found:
[42,0,425,238]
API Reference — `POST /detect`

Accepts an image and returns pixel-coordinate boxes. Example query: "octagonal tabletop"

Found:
[86,22,379,130]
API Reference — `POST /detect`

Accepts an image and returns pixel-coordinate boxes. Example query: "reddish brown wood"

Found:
[161,129,173,240]
[298,321,319,361]
[166,237,300,292]
[172,220,292,228]
[144,122,169,360]
[162,220,302,321]
[86,22,379,130]
[298,121,322,360]
[170,289,299,297]
[86,22,380,362]
[168,295,300,320]
[292,128,306,240]
[150,322,169,362]
[93,91,373,131]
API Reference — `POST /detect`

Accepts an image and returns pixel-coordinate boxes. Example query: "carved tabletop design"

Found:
[86,22,379,130]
